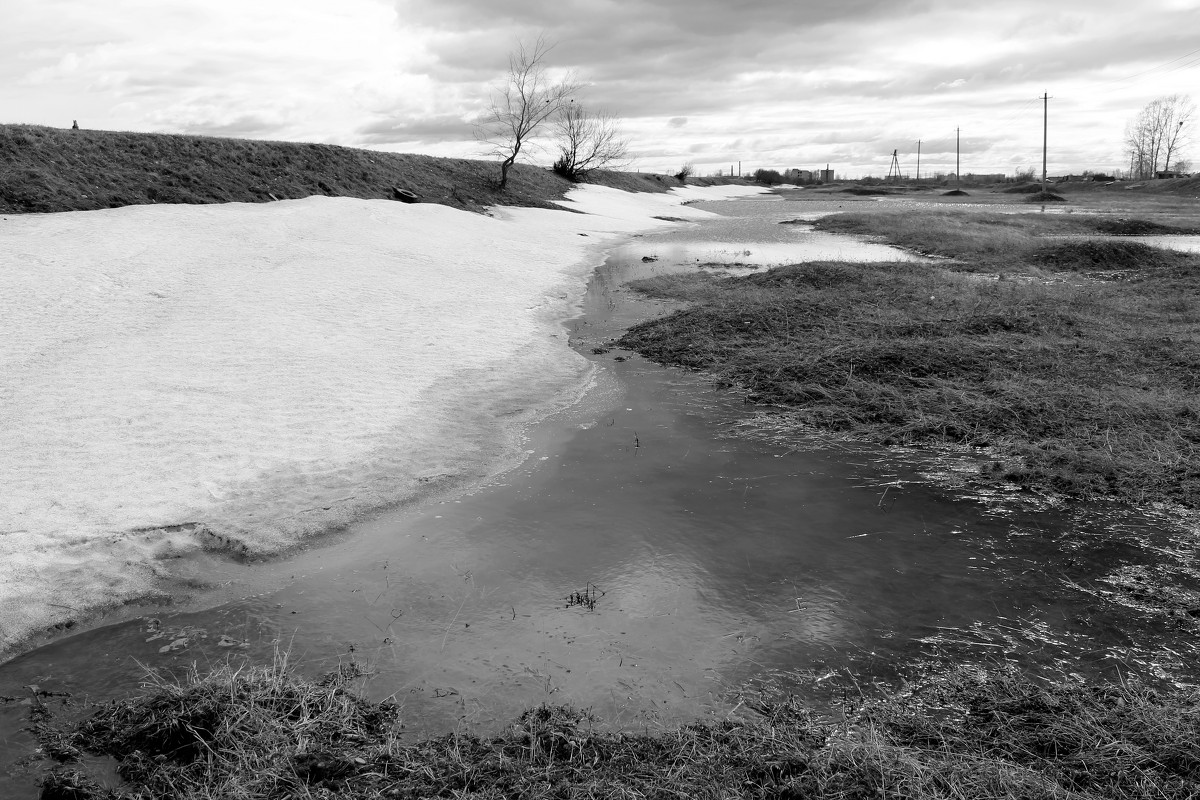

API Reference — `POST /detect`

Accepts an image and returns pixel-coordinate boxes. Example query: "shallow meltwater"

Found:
[2,197,1197,796]
[637,197,926,265]
[1042,233,1200,253]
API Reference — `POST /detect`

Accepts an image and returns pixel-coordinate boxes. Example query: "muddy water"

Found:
[3,198,1197,795]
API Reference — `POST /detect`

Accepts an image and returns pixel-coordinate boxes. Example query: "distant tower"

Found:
[71,120,79,130]
[887,149,902,182]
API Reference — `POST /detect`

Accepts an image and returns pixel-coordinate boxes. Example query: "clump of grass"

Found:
[1095,218,1199,235]
[1029,240,1197,273]
[814,210,1041,263]
[42,653,397,798]
[34,660,1200,799]
[619,253,1200,508]
[1027,190,1067,202]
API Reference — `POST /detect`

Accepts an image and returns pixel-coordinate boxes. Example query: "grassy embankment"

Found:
[33,655,1200,799]
[0,123,691,215]
[619,208,1200,509]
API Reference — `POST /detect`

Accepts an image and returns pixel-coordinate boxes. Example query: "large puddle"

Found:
[3,197,1198,796]
[643,197,928,266]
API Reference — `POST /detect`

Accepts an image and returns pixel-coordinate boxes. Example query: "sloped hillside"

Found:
[0,124,673,214]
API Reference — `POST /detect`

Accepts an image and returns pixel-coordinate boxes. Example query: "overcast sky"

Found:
[3,0,1198,177]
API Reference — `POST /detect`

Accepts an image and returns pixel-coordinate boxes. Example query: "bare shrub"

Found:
[551,103,629,182]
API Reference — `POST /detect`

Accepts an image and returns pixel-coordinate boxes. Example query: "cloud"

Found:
[936,78,968,90]
[356,114,475,144]
[1,0,1196,176]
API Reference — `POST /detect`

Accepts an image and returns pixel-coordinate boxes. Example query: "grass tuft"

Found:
[33,660,1200,799]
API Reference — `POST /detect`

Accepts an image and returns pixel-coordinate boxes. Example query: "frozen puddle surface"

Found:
[0,185,763,655]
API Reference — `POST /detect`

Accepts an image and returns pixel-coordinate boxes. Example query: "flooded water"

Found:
[1043,233,1200,253]
[643,197,927,266]
[3,197,1197,796]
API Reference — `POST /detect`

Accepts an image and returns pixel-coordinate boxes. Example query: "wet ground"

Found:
[3,196,1199,797]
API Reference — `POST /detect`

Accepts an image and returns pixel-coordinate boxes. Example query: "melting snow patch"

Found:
[0,184,769,657]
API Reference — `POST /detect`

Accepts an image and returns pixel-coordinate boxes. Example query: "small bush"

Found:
[551,154,578,181]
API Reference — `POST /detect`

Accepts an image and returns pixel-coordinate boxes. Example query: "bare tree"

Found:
[1125,94,1194,178]
[476,35,579,190]
[551,103,629,181]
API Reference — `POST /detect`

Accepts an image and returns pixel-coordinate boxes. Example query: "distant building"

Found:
[819,168,835,182]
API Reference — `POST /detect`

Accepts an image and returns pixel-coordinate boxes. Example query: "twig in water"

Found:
[441,594,470,650]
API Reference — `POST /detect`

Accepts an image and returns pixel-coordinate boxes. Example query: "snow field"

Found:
[0,183,765,657]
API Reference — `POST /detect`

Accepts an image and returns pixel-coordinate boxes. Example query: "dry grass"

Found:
[618,222,1200,507]
[34,658,1200,799]
[812,209,1198,265]
[0,124,677,215]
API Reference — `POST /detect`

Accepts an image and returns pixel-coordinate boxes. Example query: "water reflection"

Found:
[626,197,925,266]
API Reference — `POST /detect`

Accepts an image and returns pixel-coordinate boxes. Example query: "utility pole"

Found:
[956,128,960,187]
[1042,92,1049,190]
[916,139,921,183]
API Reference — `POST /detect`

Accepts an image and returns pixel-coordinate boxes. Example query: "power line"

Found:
[1102,45,1200,85]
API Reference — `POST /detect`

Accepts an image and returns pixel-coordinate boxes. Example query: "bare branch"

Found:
[475,34,580,190]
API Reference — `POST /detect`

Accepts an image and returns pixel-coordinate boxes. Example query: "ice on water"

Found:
[0,184,764,655]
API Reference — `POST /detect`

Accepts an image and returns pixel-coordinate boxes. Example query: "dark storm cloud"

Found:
[394,0,903,42]
[393,0,1200,127]
[392,0,923,100]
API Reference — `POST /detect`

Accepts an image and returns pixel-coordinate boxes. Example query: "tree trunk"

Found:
[499,156,514,190]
